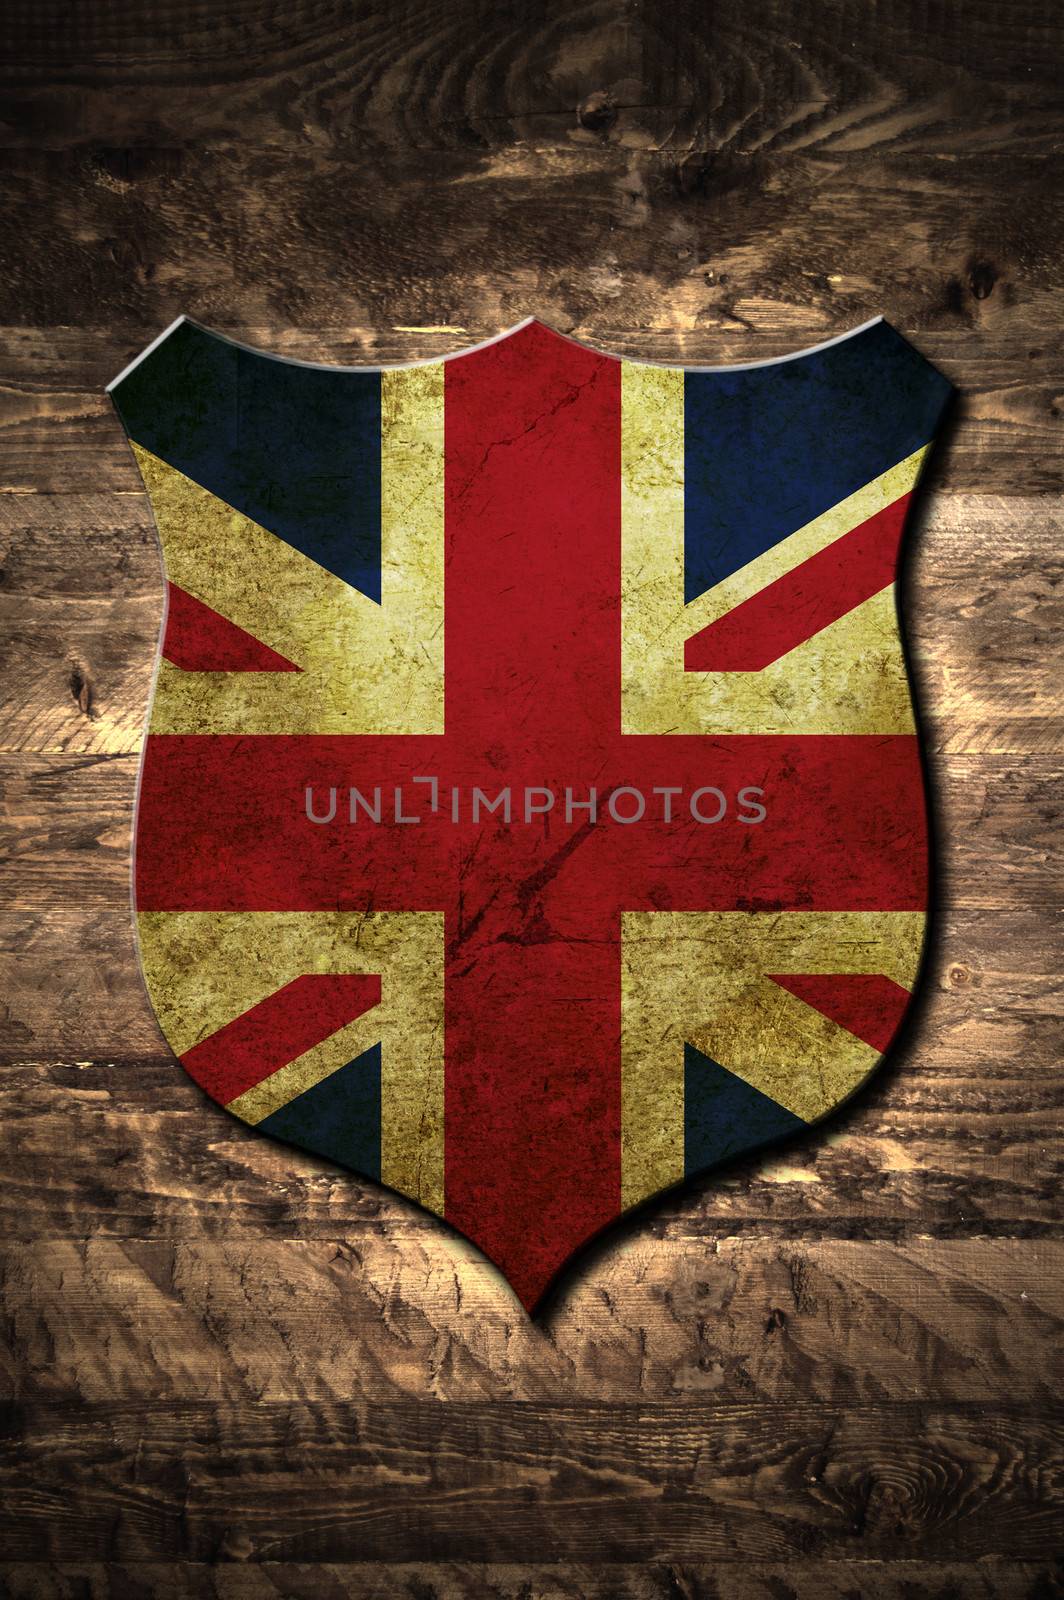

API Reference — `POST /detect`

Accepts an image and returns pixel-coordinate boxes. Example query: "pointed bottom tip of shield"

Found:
[499,1269,555,1320]
[444,1206,619,1319]
[454,1239,569,1319]
[481,1248,592,1320]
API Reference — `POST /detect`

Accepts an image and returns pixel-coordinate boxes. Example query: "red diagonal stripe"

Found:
[768,972,912,1055]
[181,973,381,1105]
[684,492,911,673]
[163,583,301,672]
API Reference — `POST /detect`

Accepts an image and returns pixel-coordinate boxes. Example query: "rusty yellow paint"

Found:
[620,910,923,1209]
[137,910,445,1212]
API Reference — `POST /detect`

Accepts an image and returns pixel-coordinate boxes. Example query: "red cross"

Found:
[138,324,925,1309]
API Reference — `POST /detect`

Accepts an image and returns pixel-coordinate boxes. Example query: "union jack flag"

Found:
[110,316,953,1311]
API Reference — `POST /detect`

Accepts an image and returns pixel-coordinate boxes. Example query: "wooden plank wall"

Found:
[1,2,1061,1594]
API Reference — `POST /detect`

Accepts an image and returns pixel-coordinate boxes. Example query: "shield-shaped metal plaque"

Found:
[110,315,953,1311]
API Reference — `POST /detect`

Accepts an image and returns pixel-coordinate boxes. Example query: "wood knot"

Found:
[967,257,999,300]
[674,155,710,197]
[577,91,617,134]
[216,1525,255,1560]
[68,662,96,719]
[946,963,974,989]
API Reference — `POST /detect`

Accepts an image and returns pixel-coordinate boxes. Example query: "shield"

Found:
[109,315,952,1312]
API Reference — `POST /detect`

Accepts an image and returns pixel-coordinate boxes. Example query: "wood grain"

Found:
[2,1235,1061,1403]
[3,1565,1064,1600]
[2,1028,1060,1244]
[2,0,1062,155]
[0,1400,1060,1562]
[3,1566,1063,1600]
[1,0,1062,1590]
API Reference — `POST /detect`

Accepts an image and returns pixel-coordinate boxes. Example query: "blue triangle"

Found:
[111,319,384,602]
[682,320,954,602]
[259,1043,381,1178]
[684,1043,804,1174]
